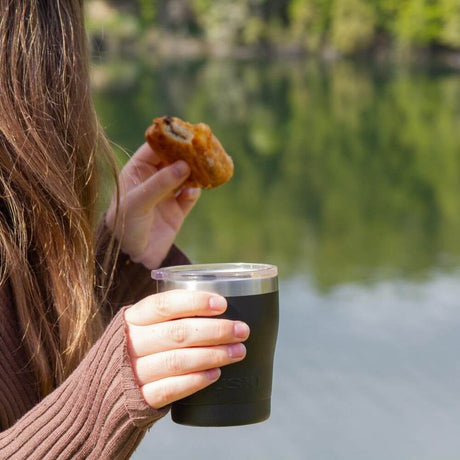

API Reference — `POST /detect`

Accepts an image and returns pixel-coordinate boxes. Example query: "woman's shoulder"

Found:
[0,282,39,430]
[0,282,15,323]
[0,282,23,349]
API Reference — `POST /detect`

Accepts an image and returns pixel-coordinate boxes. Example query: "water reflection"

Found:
[93,58,460,459]
[131,273,460,460]
[93,58,460,289]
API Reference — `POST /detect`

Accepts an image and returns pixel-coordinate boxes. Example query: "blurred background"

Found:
[87,1,460,459]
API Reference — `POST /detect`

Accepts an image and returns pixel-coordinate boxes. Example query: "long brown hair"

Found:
[0,0,119,396]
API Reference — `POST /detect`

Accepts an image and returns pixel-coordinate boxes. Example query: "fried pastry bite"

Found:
[145,116,234,189]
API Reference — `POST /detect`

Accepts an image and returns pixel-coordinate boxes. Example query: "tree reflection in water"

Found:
[93,58,460,290]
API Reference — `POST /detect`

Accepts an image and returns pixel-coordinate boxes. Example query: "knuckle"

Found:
[197,372,212,388]
[169,322,187,344]
[154,293,169,318]
[190,292,202,311]
[208,348,224,366]
[188,373,204,390]
[157,169,174,189]
[215,320,230,340]
[165,351,183,374]
[158,384,175,407]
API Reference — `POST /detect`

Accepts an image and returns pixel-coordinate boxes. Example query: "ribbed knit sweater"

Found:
[0,231,190,459]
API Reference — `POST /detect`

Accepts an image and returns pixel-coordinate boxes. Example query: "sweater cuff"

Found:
[0,306,168,459]
[96,214,191,312]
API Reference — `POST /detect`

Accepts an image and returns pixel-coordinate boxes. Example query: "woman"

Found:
[0,1,248,458]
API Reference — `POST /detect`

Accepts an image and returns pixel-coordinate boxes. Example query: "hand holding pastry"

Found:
[105,116,233,269]
[105,142,200,269]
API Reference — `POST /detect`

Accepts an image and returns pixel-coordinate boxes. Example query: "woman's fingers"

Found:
[124,160,190,215]
[141,369,222,409]
[133,343,247,385]
[125,290,227,326]
[119,160,157,192]
[124,290,250,409]
[176,187,201,216]
[127,317,250,357]
[117,143,161,190]
[130,142,163,166]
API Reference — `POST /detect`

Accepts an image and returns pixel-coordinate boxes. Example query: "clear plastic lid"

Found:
[152,263,277,281]
[152,263,278,296]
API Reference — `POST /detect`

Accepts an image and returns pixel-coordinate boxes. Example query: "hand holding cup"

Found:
[124,290,250,409]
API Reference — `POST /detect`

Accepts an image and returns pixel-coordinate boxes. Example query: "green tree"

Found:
[192,0,250,50]
[93,56,460,286]
[440,0,460,47]
[331,0,377,53]
[95,0,460,55]
[289,0,333,51]
[138,0,157,27]
[394,0,443,46]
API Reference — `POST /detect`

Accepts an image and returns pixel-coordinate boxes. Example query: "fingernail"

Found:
[233,322,250,339]
[206,368,221,381]
[173,161,189,178]
[228,343,246,359]
[209,296,227,311]
[186,187,201,200]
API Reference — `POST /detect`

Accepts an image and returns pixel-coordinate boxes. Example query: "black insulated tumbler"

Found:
[151,263,279,427]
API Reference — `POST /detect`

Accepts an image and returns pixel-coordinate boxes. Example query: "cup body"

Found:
[151,263,279,427]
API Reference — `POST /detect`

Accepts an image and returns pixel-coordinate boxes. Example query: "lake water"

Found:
[93,57,460,459]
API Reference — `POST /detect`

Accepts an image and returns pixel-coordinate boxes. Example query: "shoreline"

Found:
[89,31,460,71]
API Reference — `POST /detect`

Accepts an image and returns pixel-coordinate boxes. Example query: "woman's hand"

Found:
[106,143,200,269]
[124,290,249,409]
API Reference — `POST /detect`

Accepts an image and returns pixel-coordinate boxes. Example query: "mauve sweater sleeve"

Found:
[96,218,191,311]
[0,307,168,459]
[0,220,191,458]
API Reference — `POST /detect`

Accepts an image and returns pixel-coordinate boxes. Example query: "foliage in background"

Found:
[138,0,157,28]
[86,1,140,50]
[86,0,460,56]
[330,0,376,53]
[92,57,460,288]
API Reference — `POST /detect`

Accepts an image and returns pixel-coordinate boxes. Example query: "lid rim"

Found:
[152,263,278,282]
